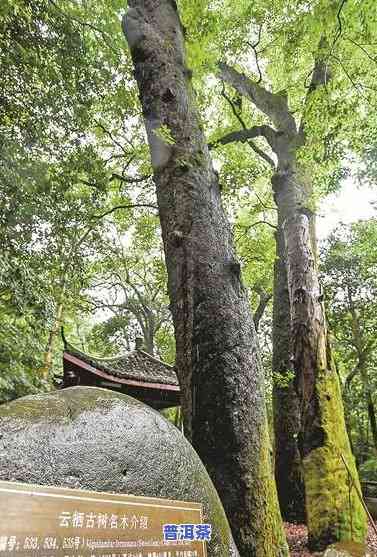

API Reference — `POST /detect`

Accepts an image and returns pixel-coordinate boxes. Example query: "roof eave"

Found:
[63,351,180,392]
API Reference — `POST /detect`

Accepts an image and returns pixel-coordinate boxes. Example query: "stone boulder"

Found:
[0,386,238,557]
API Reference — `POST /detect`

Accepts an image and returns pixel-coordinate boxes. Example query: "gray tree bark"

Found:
[218,59,367,550]
[123,3,288,557]
[272,221,305,523]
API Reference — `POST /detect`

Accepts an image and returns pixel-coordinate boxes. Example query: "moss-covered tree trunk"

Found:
[218,60,367,551]
[123,3,288,557]
[272,221,305,523]
[275,166,367,550]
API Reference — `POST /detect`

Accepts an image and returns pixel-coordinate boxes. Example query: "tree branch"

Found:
[345,37,377,65]
[77,203,158,247]
[332,0,348,54]
[252,190,277,211]
[221,83,247,130]
[111,173,151,183]
[236,219,277,242]
[218,62,297,133]
[331,54,371,104]
[247,141,276,168]
[246,24,263,84]
[253,287,272,331]
[239,220,277,231]
[93,203,158,221]
[220,85,275,168]
[94,120,130,156]
[209,125,276,151]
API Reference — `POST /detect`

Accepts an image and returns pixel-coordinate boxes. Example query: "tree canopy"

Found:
[1,0,377,553]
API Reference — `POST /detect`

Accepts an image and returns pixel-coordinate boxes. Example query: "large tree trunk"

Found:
[273,164,367,550]
[272,221,305,523]
[42,299,64,379]
[123,3,288,557]
[140,313,155,355]
[217,60,367,550]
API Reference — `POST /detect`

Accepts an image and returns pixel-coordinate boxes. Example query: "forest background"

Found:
[1,0,377,549]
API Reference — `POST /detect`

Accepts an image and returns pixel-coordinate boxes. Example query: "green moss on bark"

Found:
[252,419,289,557]
[304,369,367,550]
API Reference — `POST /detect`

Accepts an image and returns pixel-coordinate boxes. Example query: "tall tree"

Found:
[214,37,367,553]
[232,173,304,523]
[195,0,376,533]
[88,219,172,358]
[1,0,123,380]
[322,220,377,453]
[123,2,288,556]
[272,223,305,523]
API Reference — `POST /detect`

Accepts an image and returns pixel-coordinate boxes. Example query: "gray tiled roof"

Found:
[65,344,179,387]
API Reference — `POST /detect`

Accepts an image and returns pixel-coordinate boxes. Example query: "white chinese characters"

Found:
[58,512,149,530]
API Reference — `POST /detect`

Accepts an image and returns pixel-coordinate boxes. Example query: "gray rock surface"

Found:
[0,386,238,557]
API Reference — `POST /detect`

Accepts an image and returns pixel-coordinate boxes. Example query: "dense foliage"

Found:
[322,219,377,464]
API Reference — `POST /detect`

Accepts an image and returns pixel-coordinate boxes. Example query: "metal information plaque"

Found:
[0,481,206,557]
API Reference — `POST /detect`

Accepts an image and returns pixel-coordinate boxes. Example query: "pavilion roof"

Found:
[64,344,179,387]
